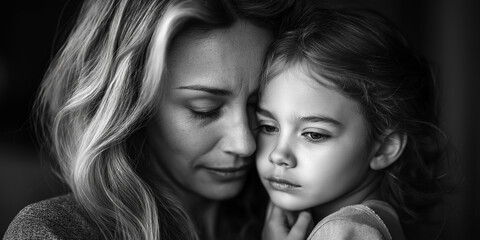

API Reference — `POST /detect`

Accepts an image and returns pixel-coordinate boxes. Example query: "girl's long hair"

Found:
[35,0,290,239]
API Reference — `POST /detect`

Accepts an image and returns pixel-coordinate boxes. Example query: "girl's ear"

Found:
[370,131,407,170]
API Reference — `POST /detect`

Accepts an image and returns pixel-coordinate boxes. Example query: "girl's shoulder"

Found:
[3,194,102,240]
[307,200,406,240]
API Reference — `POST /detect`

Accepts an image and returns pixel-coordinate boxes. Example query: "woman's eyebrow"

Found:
[176,85,232,96]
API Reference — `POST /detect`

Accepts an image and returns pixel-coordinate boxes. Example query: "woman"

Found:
[4,0,293,239]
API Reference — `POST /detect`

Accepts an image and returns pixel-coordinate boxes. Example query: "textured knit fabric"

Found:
[3,194,102,240]
[307,200,406,240]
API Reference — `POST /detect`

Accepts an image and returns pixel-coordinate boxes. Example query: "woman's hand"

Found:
[262,201,313,240]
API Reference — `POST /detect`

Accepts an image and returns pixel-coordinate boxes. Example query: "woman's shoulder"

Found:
[307,201,403,240]
[3,194,102,240]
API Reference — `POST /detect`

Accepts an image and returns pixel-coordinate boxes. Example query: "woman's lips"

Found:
[203,165,251,181]
[266,177,301,191]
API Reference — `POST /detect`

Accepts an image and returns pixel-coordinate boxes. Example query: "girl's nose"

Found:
[268,142,296,168]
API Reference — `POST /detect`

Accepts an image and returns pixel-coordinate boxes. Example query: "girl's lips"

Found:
[266,177,301,191]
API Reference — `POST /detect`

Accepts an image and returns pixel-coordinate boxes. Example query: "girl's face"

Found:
[256,65,379,213]
[148,20,272,201]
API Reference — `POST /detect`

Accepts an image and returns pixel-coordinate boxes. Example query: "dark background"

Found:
[1,0,479,238]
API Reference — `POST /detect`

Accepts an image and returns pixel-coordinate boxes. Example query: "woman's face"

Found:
[148,20,272,200]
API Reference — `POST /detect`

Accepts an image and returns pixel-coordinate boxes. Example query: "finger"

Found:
[288,211,313,240]
[269,203,286,225]
[265,201,274,222]
[284,210,298,227]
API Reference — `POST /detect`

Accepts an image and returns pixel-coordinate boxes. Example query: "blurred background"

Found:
[1,0,478,238]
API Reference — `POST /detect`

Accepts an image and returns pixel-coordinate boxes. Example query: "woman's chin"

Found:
[197,179,247,200]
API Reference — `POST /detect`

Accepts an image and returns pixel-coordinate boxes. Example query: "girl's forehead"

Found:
[262,62,365,119]
[260,66,367,133]
[269,62,336,90]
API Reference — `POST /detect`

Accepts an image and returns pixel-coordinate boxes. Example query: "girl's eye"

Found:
[302,132,329,143]
[258,124,278,134]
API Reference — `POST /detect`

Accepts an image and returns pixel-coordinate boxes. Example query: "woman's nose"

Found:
[221,113,256,157]
[268,141,296,168]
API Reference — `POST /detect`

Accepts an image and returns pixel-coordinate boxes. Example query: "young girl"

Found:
[256,7,448,240]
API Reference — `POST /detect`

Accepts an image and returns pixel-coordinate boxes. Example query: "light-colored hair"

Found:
[36,0,291,239]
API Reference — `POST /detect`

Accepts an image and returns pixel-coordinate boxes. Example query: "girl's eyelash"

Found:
[302,132,330,143]
[257,124,278,134]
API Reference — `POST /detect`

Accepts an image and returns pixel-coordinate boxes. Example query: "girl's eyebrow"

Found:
[299,115,343,126]
[176,85,232,96]
[255,106,275,119]
[256,106,342,126]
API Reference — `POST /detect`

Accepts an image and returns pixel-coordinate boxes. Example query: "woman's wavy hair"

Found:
[35,0,290,239]
[260,6,451,228]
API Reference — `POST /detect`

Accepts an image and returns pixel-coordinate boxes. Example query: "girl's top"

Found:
[3,194,102,240]
[307,200,406,240]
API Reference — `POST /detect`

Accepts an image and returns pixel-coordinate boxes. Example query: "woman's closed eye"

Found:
[190,107,222,120]
[187,98,223,121]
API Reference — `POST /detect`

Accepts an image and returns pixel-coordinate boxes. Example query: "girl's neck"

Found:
[311,173,382,222]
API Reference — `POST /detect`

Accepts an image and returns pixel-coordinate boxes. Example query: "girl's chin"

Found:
[269,194,310,212]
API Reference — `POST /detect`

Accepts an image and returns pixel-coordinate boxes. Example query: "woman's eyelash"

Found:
[190,108,221,120]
